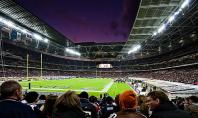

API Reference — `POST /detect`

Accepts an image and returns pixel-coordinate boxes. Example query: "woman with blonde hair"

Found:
[137,95,149,117]
[52,91,86,118]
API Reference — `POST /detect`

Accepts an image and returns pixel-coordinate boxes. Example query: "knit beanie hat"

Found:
[119,90,137,110]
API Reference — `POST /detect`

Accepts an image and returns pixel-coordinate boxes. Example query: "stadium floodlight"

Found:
[65,48,81,56]
[43,38,49,43]
[5,21,15,28]
[128,44,141,54]
[168,15,175,23]
[1,19,16,29]
[0,19,6,24]
[0,17,3,22]
[33,33,42,40]
[174,10,180,16]
[157,24,166,33]
[3,20,23,31]
[153,32,157,36]
[181,0,190,9]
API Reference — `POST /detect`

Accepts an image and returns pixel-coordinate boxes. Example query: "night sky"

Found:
[15,0,140,44]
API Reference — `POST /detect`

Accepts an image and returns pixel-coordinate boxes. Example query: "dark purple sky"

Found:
[15,0,140,44]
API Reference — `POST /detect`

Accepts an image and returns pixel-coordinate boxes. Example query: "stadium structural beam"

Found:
[133,26,158,29]
[130,33,153,36]
[136,16,167,20]
[140,3,179,8]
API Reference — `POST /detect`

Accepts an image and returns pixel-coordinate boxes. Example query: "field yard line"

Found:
[23,80,114,93]
[23,87,104,92]
[102,81,114,93]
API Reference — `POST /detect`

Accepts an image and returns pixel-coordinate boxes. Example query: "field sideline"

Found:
[19,78,133,98]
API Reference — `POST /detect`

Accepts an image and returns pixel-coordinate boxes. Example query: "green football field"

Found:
[19,78,133,98]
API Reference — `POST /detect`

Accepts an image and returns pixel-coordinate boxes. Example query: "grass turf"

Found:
[19,78,132,98]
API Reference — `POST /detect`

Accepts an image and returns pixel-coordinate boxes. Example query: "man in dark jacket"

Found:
[79,91,98,118]
[0,80,36,118]
[146,91,192,118]
[101,96,117,118]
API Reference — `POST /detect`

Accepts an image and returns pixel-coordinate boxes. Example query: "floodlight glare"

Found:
[33,33,42,40]
[157,24,166,33]
[65,48,81,56]
[0,17,3,21]
[153,32,157,36]
[181,0,190,9]
[43,38,49,43]
[6,21,15,28]
[168,15,175,23]
[174,10,180,16]
[128,44,141,54]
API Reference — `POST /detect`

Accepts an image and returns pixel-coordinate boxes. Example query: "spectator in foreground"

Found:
[37,94,47,108]
[137,95,149,117]
[23,91,39,107]
[40,94,58,118]
[109,90,146,118]
[184,96,198,118]
[0,80,36,118]
[89,95,101,116]
[23,91,41,117]
[146,91,192,118]
[101,96,117,118]
[53,90,86,118]
[79,91,98,118]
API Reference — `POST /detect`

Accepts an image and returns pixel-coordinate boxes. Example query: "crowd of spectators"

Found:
[130,67,198,84]
[128,52,198,70]
[1,38,198,85]
[0,80,197,118]
[0,65,197,85]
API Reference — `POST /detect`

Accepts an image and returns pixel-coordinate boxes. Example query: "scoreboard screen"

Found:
[98,64,112,68]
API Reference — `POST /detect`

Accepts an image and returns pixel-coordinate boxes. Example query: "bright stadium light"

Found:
[0,19,22,31]
[65,48,81,56]
[152,0,191,37]
[153,32,157,36]
[0,17,3,21]
[128,44,141,54]
[5,21,15,28]
[174,9,180,16]
[168,15,175,23]
[3,20,22,31]
[33,33,42,40]
[43,38,49,43]
[157,24,166,33]
[181,0,190,9]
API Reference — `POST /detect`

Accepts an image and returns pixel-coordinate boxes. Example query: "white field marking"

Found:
[23,81,114,93]
[102,81,114,92]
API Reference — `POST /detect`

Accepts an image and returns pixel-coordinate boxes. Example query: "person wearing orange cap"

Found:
[109,90,146,118]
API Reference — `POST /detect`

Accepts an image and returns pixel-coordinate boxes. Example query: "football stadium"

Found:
[0,0,197,118]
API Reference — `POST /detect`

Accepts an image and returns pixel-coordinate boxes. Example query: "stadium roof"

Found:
[0,0,74,46]
[0,0,197,60]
